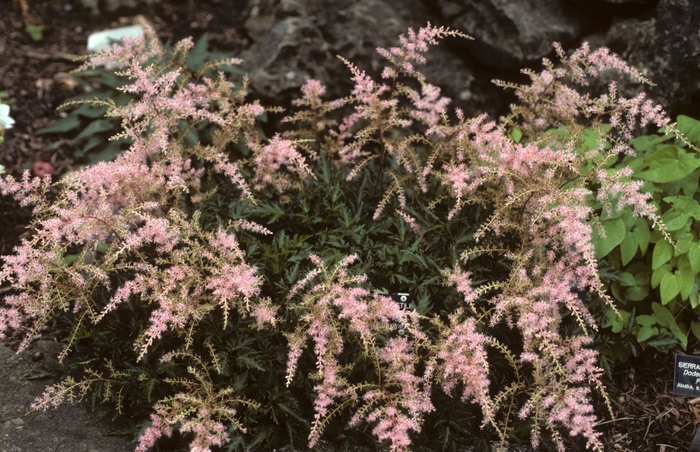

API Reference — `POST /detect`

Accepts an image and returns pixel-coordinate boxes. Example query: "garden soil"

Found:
[0,340,134,451]
[2,1,700,451]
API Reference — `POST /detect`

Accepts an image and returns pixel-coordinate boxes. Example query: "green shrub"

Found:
[0,27,682,452]
[39,33,250,166]
[590,115,700,364]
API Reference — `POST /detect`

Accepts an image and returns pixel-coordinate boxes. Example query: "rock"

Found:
[241,16,333,100]
[596,0,700,118]
[437,0,581,68]
[239,0,698,121]
[241,0,499,117]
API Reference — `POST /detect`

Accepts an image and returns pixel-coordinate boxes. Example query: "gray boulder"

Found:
[238,0,697,120]
[596,0,700,118]
[241,0,498,117]
[241,16,333,99]
[437,0,581,68]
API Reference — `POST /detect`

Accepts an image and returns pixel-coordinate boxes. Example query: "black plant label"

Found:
[673,354,700,397]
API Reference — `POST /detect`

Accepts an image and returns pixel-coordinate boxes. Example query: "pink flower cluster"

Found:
[285,255,435,451]
[0,19,677,452]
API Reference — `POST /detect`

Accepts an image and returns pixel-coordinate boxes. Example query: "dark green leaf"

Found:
[75,119,116,141]
[38,115,82,134]
[187,33,209,71]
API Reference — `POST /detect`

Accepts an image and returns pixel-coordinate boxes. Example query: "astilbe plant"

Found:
[0,21,679,452]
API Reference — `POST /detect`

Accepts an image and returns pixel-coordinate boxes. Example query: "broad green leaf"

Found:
[651,264,671,289]
[637,325,656,342]
[610,281,625,304]
[592,217,626,259]
[679,254,695,300]
[661,210,689,231]
[633,271,650,286]
[635,146,700,183]
[651,302,676,328]
[677,114,700,145]
[631,133,669,154]
[38,115,82,134]
[664,196,700,221]
[674,233,694,255]
[652,239,673,270]
[62,254,79,265]
[691,283,700,309]
[673,324,689,349]
[660,272,681,304]
[681,174,699,197]
[620,231,638,266]
[624,285,648,301]
[636,315,656,327]
[633,218,651,255]
[509,127,522,143]
[605,309,629,333]
[619,272,637,287]
[690,243,700,273]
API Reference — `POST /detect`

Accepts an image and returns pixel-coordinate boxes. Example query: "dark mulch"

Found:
[0,1,698,451]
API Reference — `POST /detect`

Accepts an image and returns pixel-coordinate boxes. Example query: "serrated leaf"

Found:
[75,134,106,157]
[75,119,116,141]
[38,115,82,134]
[93,71,129,89]
[645,336,677,349]
[236,355,264,371]
[187,32,209,71]
[660,272,681,304]
[652,239,673,270]
[73,103,109,119]
[87,142,123,164]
